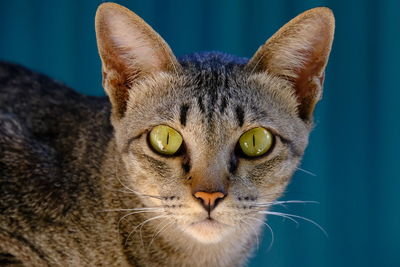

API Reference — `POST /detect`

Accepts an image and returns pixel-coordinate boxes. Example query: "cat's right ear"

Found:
[95,3,179,119]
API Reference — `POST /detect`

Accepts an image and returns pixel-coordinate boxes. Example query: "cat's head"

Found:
[95,3,334,244]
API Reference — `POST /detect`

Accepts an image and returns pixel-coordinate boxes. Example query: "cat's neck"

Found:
[100,140,257,267]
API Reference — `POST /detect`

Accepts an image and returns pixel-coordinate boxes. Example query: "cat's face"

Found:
[96,3,334,243]
[114,70,309,242]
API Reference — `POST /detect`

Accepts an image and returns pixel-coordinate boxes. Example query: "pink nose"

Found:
[193,191,225,212]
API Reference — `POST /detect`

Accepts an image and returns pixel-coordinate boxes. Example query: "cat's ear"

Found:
[95,3,179,119]
[246,7,334,122]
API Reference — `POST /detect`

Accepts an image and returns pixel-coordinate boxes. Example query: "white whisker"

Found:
[125,214,170,247]
[254,200,319,207]
[239,218,260,250]
[113,157,163,200]
[259,211,328,237]
[296,167,317,177]
[263,222,275,251]
[148,219,174,249]
[139,215,171,247]
[256,191,287,199]
[100,207,164,213]
[249,51,267,76]
[118,209,165,230]
[247,216,275,252]
[263,211,300,227]
[116,175,163,200]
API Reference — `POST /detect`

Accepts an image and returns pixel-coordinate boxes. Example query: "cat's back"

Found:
[0,62,112,240]
[0,61,111,140]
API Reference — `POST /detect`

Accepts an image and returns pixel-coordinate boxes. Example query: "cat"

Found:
[0,2,334,267]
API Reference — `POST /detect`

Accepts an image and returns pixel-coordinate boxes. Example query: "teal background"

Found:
[1,0,399,266]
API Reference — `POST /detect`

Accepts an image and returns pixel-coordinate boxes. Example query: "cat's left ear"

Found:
[246,7,335,122]
[95,3,179,119]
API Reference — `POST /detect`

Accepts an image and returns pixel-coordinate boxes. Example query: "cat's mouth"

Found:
[191,218,223,227]
[183,218,233,243]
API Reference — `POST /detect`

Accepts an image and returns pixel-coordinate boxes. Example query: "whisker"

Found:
[256,191,288,199]
[249,51,267,76]
[105,187,157,198]
[296,167,317,177]
[137,193,165,200]
[125,214,170,247]
[239,218,260,250]
[247,216,275,252]
[252,200,319,212]
[115,175,164,200]
[261,211,300,227]
[114,166,138,195]
[139,215,171,247]
[254,200,319,207]
[275,200,319,204]
[100,207,164,213]
[103,186,131,195]
[148,219,174,249]
[258,211,328,237]
[118,209,165,230]
[112,157,163,200]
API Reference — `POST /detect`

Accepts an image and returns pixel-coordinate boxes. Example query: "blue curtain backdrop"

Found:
[1,0,399,266]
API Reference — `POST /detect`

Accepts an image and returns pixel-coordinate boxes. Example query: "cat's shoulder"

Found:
[0,62,112,226]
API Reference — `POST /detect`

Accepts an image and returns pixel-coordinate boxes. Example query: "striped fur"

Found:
[0,3,334,266]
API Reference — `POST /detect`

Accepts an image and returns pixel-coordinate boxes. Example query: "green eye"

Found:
[238,127,273,157]
[149,125,183,155]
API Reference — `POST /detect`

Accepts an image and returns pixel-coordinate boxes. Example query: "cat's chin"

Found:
[182,219,233,244]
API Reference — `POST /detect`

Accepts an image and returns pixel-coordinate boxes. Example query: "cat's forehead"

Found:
[123,52,303,144]
[175,53,299,127]
[180,68,247,125]
[178,53,261,111]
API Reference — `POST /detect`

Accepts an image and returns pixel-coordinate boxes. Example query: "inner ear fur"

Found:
[95,2,179,119]
[246,7,335,122]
